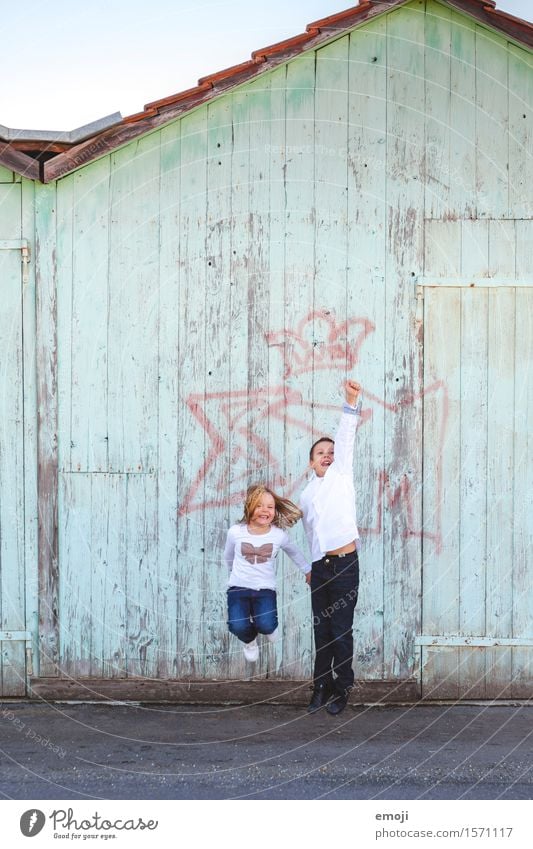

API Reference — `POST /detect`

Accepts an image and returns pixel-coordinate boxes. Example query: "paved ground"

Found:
[0,700,531,800]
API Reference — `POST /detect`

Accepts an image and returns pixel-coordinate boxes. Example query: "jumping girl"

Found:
[223,484,311,663]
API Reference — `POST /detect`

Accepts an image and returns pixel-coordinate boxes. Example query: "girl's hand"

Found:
[345,380,361,406]
[305,572,312,586]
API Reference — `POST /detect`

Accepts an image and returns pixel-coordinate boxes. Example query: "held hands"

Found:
[305,572,312,586]
[345,379,361,407]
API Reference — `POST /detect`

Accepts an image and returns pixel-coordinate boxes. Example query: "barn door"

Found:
[0,183,29,696]
[421,285,532,699]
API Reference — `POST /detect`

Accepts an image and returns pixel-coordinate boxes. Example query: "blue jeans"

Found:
[227,587,278,644]
[311,551,359,693]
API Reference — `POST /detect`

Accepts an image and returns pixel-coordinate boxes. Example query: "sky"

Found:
[1,0,531,131]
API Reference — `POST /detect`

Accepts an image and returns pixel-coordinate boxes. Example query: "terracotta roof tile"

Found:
[144,81,213,113]
[198,55,266,87]
[251,31,320,61]
[306,1,373,29]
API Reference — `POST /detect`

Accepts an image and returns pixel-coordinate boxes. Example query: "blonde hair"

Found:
[240,484,302,530]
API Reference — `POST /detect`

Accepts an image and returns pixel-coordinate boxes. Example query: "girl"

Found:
[224,484,311,663]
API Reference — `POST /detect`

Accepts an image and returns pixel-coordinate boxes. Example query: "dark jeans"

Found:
[227,587,278,644]
[310,551,359,693]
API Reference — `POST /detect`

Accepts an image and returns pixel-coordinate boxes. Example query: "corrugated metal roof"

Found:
[0,0,531,183]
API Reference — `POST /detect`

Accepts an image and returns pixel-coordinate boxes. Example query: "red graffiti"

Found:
[178,310,447,551]
[266,311,375,377]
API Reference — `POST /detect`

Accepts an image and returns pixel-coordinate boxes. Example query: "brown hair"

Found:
[240,484,302,529]
[309,436,334,460]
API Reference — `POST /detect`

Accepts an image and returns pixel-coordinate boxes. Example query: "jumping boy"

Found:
[300,379,362,715]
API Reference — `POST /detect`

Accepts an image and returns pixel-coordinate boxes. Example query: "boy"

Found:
[300,379,362,715]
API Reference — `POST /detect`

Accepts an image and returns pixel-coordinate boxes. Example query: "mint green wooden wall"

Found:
[0,170,38,696]
[3,0,530,695]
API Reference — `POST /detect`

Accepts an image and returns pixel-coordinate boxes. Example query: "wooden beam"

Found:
[0,144,40,181]
[29,677,421,704]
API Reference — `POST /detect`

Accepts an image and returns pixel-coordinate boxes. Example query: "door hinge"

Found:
[0,630,33,675]
[415,283,424,322]
[0,238,31,284]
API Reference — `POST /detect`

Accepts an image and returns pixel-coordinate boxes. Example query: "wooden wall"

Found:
[0,169,38,695]
[13,0,532,692]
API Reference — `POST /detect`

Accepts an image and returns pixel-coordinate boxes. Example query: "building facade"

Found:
[0,0,531,700]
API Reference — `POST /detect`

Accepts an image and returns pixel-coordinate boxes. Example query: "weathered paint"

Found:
[35,185,60,678]
[0,1,531,696]
[0,183,26,694]
[422,285,532,698]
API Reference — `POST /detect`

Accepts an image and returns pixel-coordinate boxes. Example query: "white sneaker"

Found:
[243,639,259,662]
[266,628,278,643]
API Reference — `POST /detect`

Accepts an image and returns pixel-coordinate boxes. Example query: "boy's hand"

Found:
[305,572,312,586]
[345,380,361,406]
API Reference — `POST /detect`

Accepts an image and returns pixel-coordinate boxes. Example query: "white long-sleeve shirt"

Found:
[223,523,311,591]
[300,402,361,562]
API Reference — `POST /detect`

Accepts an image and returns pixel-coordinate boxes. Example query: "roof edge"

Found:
[0,143,40,180]
[0,113,123,145]
[0,0,531,183]
[443,0,533,46]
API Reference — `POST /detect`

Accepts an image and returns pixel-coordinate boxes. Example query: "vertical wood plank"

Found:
[157,120,182,679]
[485,287,515,696]
[283,54,317,681]
[515,219,533,279]
[314,35,349,421]
[512,288,533,697]
[424,220,461,277]
[22,177,39,680]
[475,27,509,218]
[225,88,250,679]
[101,474,127,677]
[509,45,533,219]
[0,165,14,182]
[264,66,292,681]
[55,174,74,476]
[70,158,111,472]
[88,473,108,677]
[58,472,92,675]
[107,135,160,473]
[449,10,476,218]
[383,2,425,681]
[461,219,489,278]
[425,0,451,219]
[459,288,488,697]
[488,219,516,278]
[176,108,207,678]
[125,474,158,678]
[244,74,274,680]
[35,183,60,676]
[422,287,461,699]
[203,96,233,680]
[348,15,387,681]
[0,183,26,694]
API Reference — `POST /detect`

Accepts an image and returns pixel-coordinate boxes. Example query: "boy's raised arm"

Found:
[345,379,361,408]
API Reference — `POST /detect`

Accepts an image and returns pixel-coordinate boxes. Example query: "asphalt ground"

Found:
[0,700,531,800]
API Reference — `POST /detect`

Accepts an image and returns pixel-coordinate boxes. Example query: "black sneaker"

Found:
[326,690,349,715]
[306,682,333,714]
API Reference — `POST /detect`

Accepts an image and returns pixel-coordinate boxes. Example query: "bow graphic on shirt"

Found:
[241,542,273,565]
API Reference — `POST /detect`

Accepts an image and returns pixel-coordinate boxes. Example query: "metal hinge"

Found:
[0,238,31,284]
[415,282,424,322]
[0,630,34,675]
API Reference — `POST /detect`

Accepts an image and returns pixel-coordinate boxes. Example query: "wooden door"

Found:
[421,285,532,699]
[0,183,28,696]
